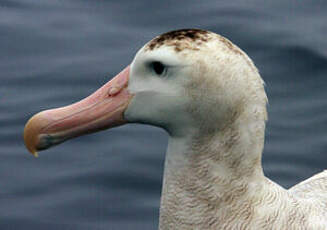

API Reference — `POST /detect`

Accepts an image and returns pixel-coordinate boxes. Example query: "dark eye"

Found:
[152,61,165,75]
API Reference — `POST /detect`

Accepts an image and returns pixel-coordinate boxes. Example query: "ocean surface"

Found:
[1,1,327,229]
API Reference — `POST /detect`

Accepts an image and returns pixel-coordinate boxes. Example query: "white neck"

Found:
[158,109,308,229]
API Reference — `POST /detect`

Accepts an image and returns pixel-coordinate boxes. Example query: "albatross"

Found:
[24,29,327,229]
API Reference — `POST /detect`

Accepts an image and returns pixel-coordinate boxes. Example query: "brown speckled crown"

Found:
[145,28,211,52]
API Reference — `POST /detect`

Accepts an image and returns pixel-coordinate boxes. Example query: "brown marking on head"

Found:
[145,29,211,52]
[216,35,258,72]
[216,36,242,56]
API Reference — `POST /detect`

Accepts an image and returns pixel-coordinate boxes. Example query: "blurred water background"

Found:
[1,0,327,229]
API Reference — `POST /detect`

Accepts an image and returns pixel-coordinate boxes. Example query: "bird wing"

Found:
[289,170,327,213]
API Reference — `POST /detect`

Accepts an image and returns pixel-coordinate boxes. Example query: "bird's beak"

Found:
[24,66,133,157]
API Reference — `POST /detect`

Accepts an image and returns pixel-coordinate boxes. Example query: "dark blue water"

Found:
[1,1,327,229]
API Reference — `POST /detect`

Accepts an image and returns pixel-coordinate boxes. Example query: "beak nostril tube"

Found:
[108,86,121,96]
[107,67,130,97]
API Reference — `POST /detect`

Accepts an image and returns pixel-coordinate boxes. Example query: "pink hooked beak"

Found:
[24,66,133,157]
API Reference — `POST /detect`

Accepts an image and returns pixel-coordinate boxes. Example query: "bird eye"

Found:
[151,61,166,75]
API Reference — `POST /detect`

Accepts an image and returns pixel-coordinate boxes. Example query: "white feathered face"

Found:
[124,40,260,136]
[125,46,195,136]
